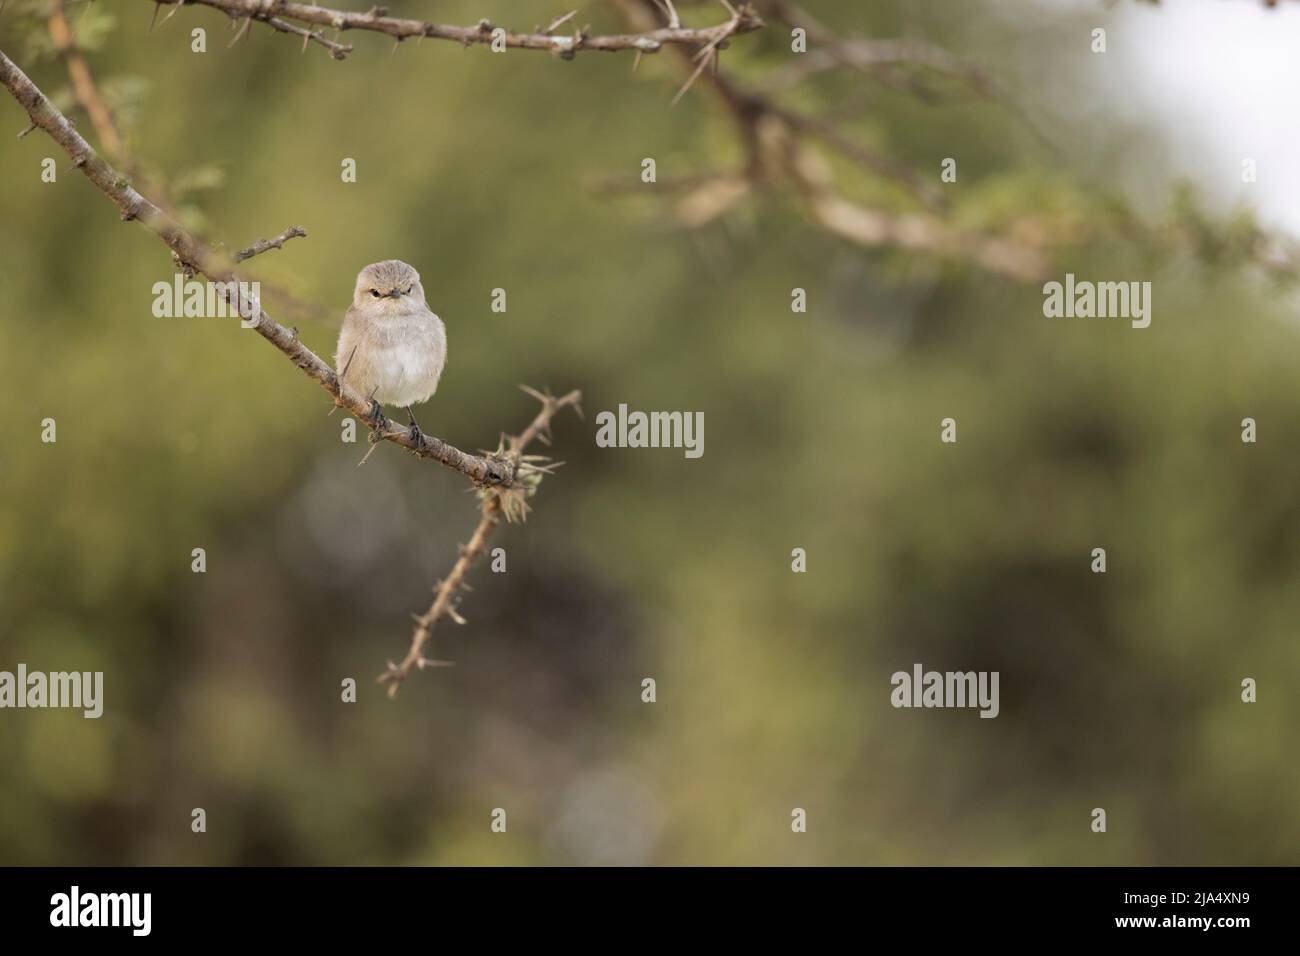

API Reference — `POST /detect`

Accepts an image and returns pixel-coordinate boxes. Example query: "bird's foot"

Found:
[406,407,424,446]
[367,399,388,444]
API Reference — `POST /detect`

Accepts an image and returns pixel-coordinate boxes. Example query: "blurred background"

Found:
[1,0,1297,865]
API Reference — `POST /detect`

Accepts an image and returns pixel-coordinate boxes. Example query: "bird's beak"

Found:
[385,289,402,298]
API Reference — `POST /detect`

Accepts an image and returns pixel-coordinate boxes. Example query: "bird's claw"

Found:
[405,406,424,447]
[368,399,387,443]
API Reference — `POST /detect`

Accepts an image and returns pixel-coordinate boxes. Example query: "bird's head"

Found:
[353,259,427,313]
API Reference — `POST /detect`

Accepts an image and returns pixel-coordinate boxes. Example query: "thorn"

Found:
[673,48,715,105]
[542,9,578,35]
[149,2,161,32]
[229,16,252,47]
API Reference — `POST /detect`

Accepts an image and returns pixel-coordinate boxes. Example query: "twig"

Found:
[262,14,355,59]
[234,224,308,262]
[540,10,578,35]
[379,388,583,697]
[671,7,743,105]
[653,0,682,29]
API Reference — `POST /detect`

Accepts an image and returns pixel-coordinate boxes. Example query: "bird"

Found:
[335,260,447,443]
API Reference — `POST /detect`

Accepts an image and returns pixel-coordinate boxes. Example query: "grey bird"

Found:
[335,260,447,440]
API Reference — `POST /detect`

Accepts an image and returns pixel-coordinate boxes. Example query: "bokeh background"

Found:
[1,0,1297,865]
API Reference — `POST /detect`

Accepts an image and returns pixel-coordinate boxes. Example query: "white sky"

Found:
[1110,0,1300,234]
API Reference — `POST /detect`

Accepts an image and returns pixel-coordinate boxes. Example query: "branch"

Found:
[259,13,355,59]
[47,0,123,160]
[145,0,764,60]
[234,224,308,262]
[755,0,1058,153]
[379,387,583,697]
[43,8,333,320]
[610,0,1048,279]
[0,47,515,486]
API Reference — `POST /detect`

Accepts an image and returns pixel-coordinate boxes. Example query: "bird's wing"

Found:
[335,304,362,374]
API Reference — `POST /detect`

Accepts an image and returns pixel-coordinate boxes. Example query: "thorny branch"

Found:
[1,44,584,692]
[612,0,1050,280]
[0,47,545,486]
[380,388,583,697]
[144,0,764,60]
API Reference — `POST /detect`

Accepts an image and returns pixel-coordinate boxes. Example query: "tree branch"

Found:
[0,46,517,486]
[43,6,333,321]
[47,0,123,160]
[259,12,356,59]
[379,388,582,697]
[235,224,308,262]
[145,0,764,60]
[611,0,1049,279]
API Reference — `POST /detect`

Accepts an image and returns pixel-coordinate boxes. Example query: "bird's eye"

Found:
[370,289,380,298]
[403,286,412,295]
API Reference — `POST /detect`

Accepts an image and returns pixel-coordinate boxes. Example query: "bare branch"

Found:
[234,225,308,262]
[144,0,763,59]
[379,388,583,697]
